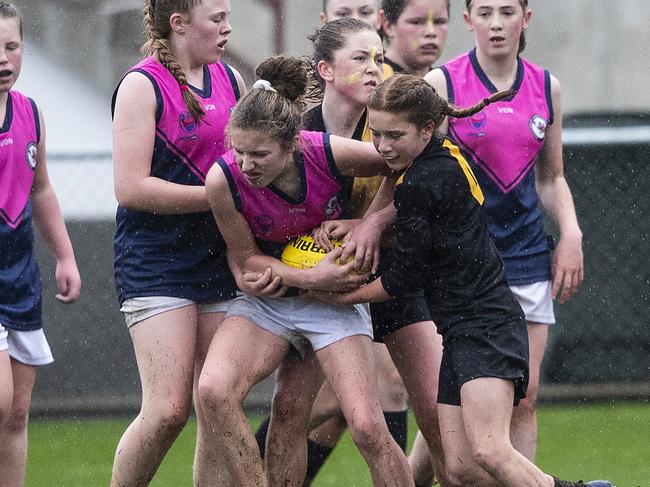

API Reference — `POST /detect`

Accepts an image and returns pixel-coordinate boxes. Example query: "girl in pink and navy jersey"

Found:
[197,55,413,487]
[0,3,80,485]
[110,1,249,485]
[426,0,585,466]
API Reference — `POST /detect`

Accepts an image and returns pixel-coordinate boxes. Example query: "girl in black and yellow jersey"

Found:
[311,74,613,487]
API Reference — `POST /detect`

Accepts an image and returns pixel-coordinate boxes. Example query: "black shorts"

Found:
[437,318,529,406]
[370,248,431,342]
[370,293,431,342]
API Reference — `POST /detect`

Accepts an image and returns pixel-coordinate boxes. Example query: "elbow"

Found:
[115,185,144,210]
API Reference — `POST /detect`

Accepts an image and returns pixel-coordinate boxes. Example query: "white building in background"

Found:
[11,0,650,223]
[15,44,116,220]
[16,0,650,115]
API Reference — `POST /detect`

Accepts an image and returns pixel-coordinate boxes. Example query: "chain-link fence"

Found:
[544,113,650,396]
[31,114,650,415]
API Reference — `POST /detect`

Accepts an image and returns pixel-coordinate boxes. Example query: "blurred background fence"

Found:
[30,113,650,416]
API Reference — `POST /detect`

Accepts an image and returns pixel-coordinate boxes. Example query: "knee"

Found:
[445,457,499,487]
[444,459,483,487]
[3,404,29,434]
[347,415,386,453]
[146,399,191,438]
[471,441,508,475]
[197,372,240,416]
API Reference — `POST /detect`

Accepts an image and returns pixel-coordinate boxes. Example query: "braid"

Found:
[368,74,514,129]
[141,0,157,56]
[154,38,205,121]
[443,90,514,119]
[141,0,205,122]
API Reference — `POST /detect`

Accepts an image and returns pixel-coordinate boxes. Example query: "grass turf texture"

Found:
[25,402,648,486]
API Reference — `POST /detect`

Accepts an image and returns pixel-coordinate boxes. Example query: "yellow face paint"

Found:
[343,71,363,85]
[370,47,378,68]
[427,10,435,29]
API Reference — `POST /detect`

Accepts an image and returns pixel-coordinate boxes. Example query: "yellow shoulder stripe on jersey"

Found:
[443,139,484,205]
[395,164,413,187]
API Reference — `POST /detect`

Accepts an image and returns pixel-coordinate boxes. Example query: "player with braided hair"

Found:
[109,1,250,485]
[310,73,613,487]
[423,0,589,475]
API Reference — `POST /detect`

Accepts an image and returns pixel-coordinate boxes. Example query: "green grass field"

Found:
[25,402,648,486]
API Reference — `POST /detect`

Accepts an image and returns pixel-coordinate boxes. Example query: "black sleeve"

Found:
[381,180,438,297]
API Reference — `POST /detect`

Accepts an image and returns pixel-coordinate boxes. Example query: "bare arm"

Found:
[227,252,287,298]
[307,277,391,306]
[112,72,210,214]
[205,164,367,292]
[341,176,399,273]
[231,66,248,99]
[329,135,393,178]
[536,75,584,303]
[424,68,449,135]
[31,109,81,303]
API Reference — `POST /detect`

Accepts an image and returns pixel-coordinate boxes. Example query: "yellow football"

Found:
[281,233,342,269]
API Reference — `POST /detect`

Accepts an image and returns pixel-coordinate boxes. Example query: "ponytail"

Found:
[229,56,320,150]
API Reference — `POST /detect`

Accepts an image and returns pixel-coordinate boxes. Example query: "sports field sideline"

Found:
[25,401,649,486]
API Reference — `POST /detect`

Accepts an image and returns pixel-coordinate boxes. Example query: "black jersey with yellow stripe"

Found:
[381,137,524,334]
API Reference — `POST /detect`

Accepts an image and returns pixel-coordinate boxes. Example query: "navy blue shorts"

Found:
[437,318,529,406]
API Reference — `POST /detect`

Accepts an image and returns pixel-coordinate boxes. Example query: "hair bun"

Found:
[255,55,309,103]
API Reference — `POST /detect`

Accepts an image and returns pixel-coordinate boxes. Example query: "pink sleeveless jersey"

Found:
[0,91,39,229]
[441,49,554,284]
[122,57,239,182]
[442,49,552,194]
[217,131,344,243]
[112,58,240,304]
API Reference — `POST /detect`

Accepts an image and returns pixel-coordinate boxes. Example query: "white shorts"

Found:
[121,296,236,328]
[226,295,373,356]
[0,323,54,366]
[509,280,556,325]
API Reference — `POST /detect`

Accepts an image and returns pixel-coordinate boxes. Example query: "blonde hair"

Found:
[142,0,205,122]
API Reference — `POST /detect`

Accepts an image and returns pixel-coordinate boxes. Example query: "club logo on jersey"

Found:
[26,142,38,170]
[468,111,486,130]
[529,115,547,141]
[323,196,342,218]
[255,214,274,234]
[179,111,198,133]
